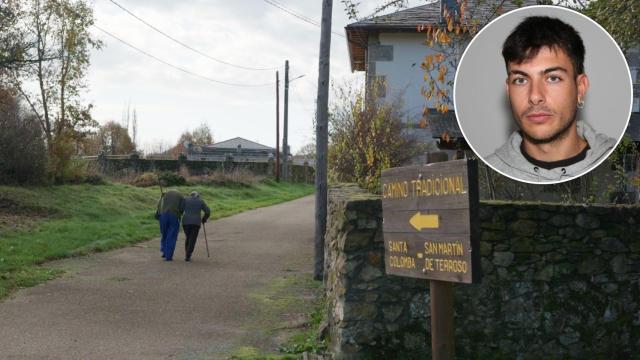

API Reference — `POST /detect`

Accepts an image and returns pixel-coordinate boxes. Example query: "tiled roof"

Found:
[626,113,640,142]
[345,0,540,71]
[346,4,441,31]
[347,0,534,30]
[206,137,274,151]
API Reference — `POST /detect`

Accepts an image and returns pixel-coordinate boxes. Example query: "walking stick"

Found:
[156,171,164,196]
[202,223,210,258]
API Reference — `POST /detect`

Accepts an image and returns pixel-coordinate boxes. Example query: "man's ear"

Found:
[576,73,589,102]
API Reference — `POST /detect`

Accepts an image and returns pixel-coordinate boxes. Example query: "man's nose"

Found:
[528,79,545,106]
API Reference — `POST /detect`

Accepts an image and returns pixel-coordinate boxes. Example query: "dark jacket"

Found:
[155,189,185,219]
[182,195,211,226]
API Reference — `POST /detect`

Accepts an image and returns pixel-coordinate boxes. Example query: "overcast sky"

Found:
[86,0,429,154]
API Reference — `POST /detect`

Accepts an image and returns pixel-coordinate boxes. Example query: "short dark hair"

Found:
[502,16,585,76]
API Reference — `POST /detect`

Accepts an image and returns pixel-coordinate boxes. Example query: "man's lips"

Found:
[525,112,553,123]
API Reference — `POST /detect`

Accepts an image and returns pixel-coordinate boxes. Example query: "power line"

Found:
[93,24,274,87]
[51,0,274,87]
[107,0,280,71]
[262,0,345,38]
[264,0,320,26]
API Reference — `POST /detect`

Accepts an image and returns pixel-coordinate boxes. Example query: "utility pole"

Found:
[282,60,290,182]
[314,0,332,281]
[276,71,280,182]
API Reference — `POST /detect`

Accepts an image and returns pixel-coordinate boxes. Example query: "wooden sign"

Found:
[381,159,480,284]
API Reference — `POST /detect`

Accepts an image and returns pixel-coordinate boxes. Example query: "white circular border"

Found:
[452,5,633,185]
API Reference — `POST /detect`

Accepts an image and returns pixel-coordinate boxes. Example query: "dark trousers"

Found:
[159,212,179,260]
[182,224,201,259]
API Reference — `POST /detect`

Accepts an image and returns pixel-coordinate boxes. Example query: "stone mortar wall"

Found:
[325,184,640,360]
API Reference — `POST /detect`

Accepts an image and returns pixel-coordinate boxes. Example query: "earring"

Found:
[577,99,585,109]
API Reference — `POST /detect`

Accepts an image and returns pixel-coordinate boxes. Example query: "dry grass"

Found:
[187,169,264,187]
[104,168,264,188]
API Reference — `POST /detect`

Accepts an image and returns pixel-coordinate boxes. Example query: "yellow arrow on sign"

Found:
[409,212,439,231]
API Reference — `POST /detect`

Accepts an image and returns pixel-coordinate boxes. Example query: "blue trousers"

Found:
[159,212,180,260]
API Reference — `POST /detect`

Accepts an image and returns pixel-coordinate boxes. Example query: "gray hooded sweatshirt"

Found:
[486,121,616,183]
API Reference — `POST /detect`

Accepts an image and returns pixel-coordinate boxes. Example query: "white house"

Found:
[345,0,538,159]
[186,137,275,162]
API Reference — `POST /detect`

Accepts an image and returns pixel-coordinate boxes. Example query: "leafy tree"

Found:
[328,81,424,193]
[10,0,103,181]
[83,121,136,155]
[418,0,537,120]
[167,123,214,158]
[0,1,22,72]
[8,0,102,180]
[191,123,214,146]
[582,0,639,54]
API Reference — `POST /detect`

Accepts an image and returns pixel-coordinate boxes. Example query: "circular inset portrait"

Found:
[454,5,633,184]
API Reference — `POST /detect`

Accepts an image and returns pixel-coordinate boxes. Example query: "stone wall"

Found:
[88,157,314,183]
[324,184,640,359]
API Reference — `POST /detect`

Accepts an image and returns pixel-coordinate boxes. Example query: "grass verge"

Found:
[229,273,327,359]
[0,180,313,299]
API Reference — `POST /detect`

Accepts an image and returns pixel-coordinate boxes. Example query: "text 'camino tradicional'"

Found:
[382,175,467,199]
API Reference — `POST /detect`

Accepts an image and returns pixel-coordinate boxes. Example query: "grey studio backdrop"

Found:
[454,5,633,159]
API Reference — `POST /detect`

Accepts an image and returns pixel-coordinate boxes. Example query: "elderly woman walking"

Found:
[182,191,211,261]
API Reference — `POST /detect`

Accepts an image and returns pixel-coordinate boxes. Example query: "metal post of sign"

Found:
[430,280,454,359]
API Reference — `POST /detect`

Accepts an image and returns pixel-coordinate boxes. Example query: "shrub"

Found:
[53,155,89,184]
[159,171,186,186]
[132,172,157,187]
[84,174,106,185]
[0,88,48,185]
[131,171,186,187]
[328,81,424,193]
[187,169,261,187]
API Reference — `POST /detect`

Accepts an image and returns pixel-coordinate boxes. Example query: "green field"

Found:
[0,181,314,299]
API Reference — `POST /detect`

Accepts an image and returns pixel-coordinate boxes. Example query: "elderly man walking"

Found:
[155,189,185,261]
[182,191,211,261]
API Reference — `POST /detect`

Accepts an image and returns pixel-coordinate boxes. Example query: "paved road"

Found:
[0,195,315,359]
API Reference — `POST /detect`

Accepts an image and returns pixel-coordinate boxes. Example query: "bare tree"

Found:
[132,108,138,151]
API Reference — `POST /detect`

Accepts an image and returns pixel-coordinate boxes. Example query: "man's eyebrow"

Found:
[508,70,529,77]
[543,66,568,74]
[508,67,569,77]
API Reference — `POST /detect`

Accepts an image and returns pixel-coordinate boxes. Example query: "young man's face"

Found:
[506,46,589,144]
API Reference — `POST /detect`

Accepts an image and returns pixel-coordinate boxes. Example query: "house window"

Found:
[631,68,637,83]
[633,97,639,113]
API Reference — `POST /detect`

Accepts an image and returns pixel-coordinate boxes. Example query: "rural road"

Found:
[0,195,316,359]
